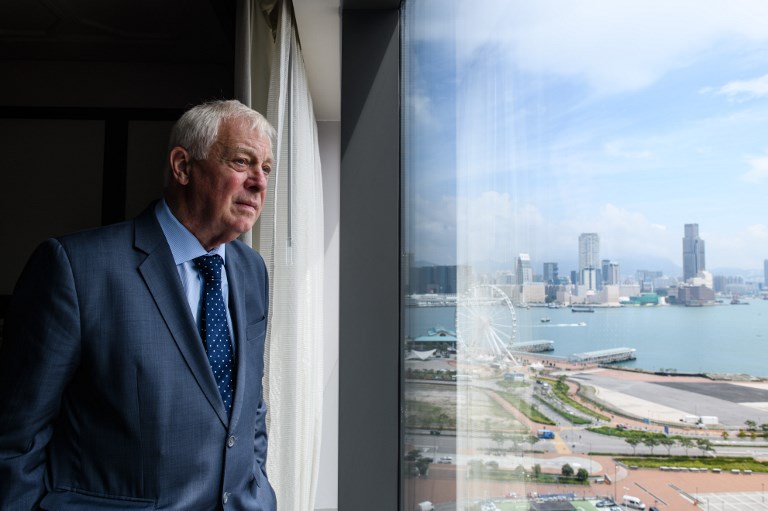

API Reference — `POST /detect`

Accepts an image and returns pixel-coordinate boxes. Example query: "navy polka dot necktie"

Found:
[193,255,235,415]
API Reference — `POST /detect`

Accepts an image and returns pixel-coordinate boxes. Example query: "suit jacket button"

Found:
[223,492,230,505]
[227,435,236,447]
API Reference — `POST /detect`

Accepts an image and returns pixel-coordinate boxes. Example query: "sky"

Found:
[403,0,768,277]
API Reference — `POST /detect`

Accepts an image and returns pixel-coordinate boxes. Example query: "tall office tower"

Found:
[543,262,559,284]
[602,259,620,285]
[682,224,706,281]
[764,259,768,288]
[516,253,533,284]
[578,233,600,287]
[601,260,610,286]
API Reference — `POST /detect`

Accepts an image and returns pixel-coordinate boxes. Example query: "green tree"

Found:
[533,464,542,478]
[491,430,507,454]
[415,457,432,476]
[625,437,640,455]
[576,467,589,482]
[678,437,694,456]
[561,463,574,477]
[437,413,450,431]
[696,438,713,455]
[659,436,676,455]
[405,449,421,461]
[642,436,660,455]
[721,431,729,441]
[745,420,757,431]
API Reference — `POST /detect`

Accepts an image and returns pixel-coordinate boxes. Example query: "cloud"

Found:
[741,153,768,183]
[707,225,768,269]
[410,91,439,129]
[706,73,768,102]
[413,0,768,96]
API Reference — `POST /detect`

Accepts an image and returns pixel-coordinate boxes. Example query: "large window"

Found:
[402,2,768,510]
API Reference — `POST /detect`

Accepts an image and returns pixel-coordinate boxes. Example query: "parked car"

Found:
[623,495,646,510]
[437,456,453,464]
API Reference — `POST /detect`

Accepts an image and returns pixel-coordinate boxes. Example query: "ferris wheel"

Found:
[456,284,519,364]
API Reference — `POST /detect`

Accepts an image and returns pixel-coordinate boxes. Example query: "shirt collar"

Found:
[155,199,226,265]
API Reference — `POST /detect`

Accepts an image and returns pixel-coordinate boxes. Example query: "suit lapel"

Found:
[133,206,229,427]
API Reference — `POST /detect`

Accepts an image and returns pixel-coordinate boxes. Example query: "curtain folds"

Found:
[236,1,325,509]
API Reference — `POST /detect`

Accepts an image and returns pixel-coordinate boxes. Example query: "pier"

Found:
[569,347,636,364]
[510,340,555,353]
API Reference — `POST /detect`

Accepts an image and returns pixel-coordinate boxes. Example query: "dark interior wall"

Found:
[0,1,236,313]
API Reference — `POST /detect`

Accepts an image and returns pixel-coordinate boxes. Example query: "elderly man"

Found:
[0,100,277,510]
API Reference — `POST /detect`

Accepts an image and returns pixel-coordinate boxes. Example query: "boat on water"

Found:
[540,317,551,323]
[571,306,595,313]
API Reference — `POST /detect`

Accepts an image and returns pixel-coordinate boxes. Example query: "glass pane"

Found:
[402,2,768,511]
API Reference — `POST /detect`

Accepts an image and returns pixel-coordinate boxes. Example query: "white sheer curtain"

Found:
[236,1,325,509]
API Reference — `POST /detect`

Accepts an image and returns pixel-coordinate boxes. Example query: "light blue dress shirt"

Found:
[154,199,234,342]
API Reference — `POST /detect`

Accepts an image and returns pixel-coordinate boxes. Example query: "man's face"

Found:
[176,117,272,249]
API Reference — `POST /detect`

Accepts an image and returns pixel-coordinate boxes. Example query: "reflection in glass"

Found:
[403,1,768,510]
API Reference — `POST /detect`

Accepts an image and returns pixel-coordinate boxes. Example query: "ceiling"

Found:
[293,0,340,121]
[0,0,342,120]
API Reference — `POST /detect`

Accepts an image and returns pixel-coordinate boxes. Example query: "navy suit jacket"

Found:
[0,205,276,510]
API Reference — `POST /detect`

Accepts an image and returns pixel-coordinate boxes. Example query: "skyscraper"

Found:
[764,259,768,288]
[602,259,620,285]
[682,224,706,281]
[578,233,600,288]
[543,262,559,284]
[516,253,533,284]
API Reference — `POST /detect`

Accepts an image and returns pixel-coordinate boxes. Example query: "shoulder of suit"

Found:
[228,239,267,268]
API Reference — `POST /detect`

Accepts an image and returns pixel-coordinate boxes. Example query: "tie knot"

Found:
[193,254,224,283]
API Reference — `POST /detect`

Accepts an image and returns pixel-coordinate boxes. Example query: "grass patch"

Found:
[496,390,556,425]
[587,426,666,439]
[615,456,768,472]
[541,376,611,421]
[533,394,592,425]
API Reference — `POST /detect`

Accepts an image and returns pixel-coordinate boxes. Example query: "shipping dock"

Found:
[569,347,636,364]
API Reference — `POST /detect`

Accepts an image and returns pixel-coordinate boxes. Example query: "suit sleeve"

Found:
[0,239,81,510]
[253,261,270,476]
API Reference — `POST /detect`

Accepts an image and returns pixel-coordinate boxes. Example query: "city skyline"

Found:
[405,1,768,273]
[412,222,764,283]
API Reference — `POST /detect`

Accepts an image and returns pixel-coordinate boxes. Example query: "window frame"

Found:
[339,2,403,509]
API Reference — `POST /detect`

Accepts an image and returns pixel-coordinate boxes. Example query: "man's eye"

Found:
[263,166,272,175]
[234,159,247,166]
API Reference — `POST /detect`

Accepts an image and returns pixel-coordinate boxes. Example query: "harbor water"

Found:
[406,298,768,377]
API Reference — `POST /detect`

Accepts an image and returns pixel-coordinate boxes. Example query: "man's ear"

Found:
[169,146,192,185]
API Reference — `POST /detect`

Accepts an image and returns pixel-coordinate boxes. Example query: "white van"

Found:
[623,495,645,509]
[415,502,434,511]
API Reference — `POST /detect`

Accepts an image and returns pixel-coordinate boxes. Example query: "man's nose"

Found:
[248,167,269,190]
